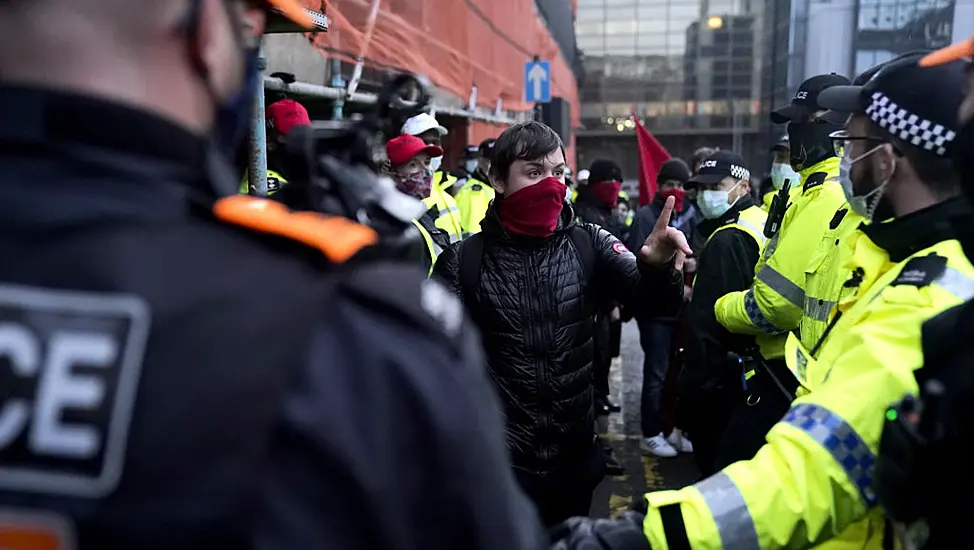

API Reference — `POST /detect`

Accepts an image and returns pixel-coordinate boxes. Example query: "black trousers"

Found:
[714,360,794,471]
[514,442,607,527]
[593,313,612,396]
[682,385,739,478]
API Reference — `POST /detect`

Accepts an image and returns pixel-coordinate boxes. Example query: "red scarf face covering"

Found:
[658,188,686,212]
[591,181,623,209]
[496,177,567,238]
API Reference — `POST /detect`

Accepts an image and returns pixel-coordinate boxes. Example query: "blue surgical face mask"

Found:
[465,160,478,174]
[429,156,442,172]
[698,189,731,219]
[770,163,799,190]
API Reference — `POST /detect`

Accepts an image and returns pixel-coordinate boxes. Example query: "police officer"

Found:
[762,134,799,211]
[552,52,974,550]
[677,151,770,472]
[453,138,496,236]
[0,1,547,548]
[715,74,850,369]
[875,36,974,550]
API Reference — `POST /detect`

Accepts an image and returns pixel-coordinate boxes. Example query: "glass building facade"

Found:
[575,0,774,175]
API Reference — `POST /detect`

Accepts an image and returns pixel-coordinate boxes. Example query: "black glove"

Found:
[549,512,651,550]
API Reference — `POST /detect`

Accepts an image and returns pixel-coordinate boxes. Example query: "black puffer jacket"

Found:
[433,201,683,474]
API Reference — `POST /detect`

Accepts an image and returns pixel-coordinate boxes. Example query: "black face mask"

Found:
[788,120,843,171]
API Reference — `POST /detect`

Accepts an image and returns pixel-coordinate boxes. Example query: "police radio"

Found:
[763,178,792,238]
[875,378,971,549]
[280,73,431,245]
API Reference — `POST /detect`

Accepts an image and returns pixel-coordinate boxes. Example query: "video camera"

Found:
[277,73,432,243]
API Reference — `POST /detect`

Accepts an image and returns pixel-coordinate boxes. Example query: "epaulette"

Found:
[212,195,378,263]
[890,253,947,288]
[802,172,828,193]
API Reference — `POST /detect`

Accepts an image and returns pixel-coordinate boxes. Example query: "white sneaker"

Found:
[641,434,678,458]
[667,429,694,453]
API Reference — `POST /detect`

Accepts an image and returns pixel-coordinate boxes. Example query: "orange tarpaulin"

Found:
[303,0,580,164]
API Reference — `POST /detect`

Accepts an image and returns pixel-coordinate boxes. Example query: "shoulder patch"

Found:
[891,253,947,288]
[612,241,628,254]
[803,172,828,193]
[213,195,377,263]
[829,208,848,230]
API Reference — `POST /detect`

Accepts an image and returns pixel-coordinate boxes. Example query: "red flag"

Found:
[633,116,671,206]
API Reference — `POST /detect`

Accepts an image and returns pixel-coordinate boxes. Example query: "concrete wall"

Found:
[263,34,331,85]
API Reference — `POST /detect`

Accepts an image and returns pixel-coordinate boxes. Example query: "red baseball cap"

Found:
[266,99,311,136]
[386,135,443,166]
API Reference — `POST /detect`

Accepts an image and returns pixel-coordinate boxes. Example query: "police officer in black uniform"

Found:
[0,1,547,549]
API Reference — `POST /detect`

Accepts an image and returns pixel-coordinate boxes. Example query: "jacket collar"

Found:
[861,197,969,263]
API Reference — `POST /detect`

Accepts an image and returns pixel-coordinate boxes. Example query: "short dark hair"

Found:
[490,122,565,182]
[867,119,960,196]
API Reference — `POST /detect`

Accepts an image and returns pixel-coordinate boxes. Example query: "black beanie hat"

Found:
[588,159,623,184]
[657,158,691,184]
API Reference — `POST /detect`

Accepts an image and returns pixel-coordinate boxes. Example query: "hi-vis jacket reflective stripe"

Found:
[453,177,495,237]
[800,207,866,354]
[412,219,441,277]
[643,235,974,550]
[424,182,463,244]
[239,170,288,195]
[715,157,844,359]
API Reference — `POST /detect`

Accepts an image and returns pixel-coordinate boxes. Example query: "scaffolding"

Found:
[250,6,530,196]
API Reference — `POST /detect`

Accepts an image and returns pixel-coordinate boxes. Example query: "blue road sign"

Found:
[524,60,551,103]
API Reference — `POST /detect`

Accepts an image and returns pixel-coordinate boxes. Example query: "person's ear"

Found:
[489,172,506,194]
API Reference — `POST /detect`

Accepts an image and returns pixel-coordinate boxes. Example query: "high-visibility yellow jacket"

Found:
[800,206,867,354]
[701,204,769,261]
[239,170,288,196]
[453,177,495,237]
[715,157,844,359]
[761,185,802,212]
[642,212,974,549]
[424,181,463,244]
[412,218,442,277]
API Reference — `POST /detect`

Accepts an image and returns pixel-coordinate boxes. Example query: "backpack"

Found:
[457,225,597,307]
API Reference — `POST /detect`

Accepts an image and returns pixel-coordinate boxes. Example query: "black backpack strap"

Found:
[458,232,485,304]
[569,225,596,283]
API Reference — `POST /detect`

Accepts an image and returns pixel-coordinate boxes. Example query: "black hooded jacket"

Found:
[433,200,683,474]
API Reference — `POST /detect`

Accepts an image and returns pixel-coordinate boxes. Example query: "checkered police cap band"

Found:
[865,91,956,157]
[730,164,750,181]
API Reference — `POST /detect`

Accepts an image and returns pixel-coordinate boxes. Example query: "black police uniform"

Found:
[679,195,763,476]
[0,86,546,550]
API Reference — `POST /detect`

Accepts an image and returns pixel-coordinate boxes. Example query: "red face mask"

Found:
[591,181,623,208]
[496,177,567,238]
[658,188,686,212]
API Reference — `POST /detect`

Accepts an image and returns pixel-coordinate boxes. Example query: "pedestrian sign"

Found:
[524,60,551,103]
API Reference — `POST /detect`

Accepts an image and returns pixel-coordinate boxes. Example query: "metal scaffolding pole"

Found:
[248,45,270,197]
[248,7,329,196]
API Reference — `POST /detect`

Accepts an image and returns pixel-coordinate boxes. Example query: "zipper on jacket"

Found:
[526,248,552,462]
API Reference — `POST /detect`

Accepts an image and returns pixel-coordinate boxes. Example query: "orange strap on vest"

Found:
[213,195,378,263]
